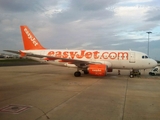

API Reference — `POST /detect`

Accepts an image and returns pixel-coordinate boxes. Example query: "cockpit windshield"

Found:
[142,55,149,59]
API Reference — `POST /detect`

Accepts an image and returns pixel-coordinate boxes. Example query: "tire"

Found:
[130,74,134,78]
[74,71,81,77]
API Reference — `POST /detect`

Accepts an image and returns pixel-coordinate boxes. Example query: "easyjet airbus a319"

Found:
[4,26,157,78]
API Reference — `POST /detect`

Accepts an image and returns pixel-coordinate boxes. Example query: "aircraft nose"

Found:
[150,59,157,67]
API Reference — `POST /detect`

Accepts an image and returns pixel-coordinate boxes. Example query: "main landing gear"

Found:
[130,69,141,78]
[83,70,89,74]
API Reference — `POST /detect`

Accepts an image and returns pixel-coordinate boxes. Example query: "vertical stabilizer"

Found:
[20,26,45,50]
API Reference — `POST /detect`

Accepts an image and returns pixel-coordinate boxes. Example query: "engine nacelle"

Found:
[88,64,107,76]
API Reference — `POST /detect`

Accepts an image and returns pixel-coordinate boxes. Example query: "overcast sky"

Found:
[0,0,160,60]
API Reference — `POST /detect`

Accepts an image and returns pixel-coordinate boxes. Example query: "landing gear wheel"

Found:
[74,71,81,77]
[130,74,134,78]
[129,70,141,78]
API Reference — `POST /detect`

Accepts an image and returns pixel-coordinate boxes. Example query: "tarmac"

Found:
[0,65,160,120]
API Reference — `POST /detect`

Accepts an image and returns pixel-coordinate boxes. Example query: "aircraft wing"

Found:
[3,50,103,65]
[4,50,20,54]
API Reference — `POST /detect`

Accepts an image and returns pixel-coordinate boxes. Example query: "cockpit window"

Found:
[145,56,148,58]
[142,55,148,59]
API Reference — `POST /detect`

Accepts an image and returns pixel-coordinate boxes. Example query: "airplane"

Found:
[4,25,157,78]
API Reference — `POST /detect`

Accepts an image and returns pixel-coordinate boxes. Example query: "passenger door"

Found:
[129,52,135,63]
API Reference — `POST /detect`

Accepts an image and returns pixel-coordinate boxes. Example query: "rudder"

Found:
[20,26,45,50]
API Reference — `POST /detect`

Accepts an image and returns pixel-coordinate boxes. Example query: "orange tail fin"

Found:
[20,26,45,50]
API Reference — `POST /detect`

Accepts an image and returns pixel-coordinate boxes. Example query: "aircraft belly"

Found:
[111,60,139,69]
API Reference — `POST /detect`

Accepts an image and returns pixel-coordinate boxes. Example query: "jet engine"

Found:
[88,64,107,76]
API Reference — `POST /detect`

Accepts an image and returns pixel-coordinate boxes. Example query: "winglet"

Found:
[20,26,45,50]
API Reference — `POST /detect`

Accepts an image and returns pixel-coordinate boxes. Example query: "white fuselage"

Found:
[22,49,157,70]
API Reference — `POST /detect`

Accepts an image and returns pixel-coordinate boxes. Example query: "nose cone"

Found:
[150,59,157,68]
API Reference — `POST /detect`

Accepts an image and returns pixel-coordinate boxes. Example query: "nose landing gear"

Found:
[130,70,141,78]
